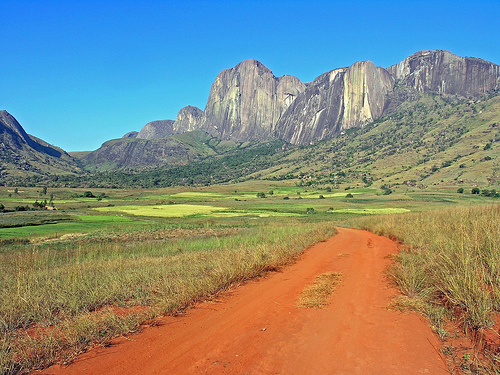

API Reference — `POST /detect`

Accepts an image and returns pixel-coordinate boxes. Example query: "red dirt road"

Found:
[40,228,449,374]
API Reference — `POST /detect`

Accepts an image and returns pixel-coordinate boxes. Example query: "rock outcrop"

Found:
[274,61,394,144]
[173,106,203,133]
[200,59,306,141]
[387,50,500,97]
[128,51,500,147]
[136,120,175,139]
[81,137,194,170]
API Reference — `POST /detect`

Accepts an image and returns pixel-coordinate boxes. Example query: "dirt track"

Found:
[40,228,449,374]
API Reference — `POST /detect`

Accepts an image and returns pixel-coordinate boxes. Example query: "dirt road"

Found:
[41,228,449,374]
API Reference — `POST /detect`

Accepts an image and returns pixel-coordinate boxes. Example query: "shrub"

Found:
[457,188,464,194]
[472,187,480,194]
[306,207,316,214]
[319,195,325,199]
[256,192,266,198]
[383,188,393,195]
[346,193,354,198]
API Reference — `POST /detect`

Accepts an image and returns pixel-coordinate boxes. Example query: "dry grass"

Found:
[356,204,500,372]
[297,272,343,309]
[0,220,337,374]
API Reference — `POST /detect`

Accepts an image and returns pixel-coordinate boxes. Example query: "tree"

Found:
[471,187,480,194]
[457,188,464,194]
[256,192,266,198]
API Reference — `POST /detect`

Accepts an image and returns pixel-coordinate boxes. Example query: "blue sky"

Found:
[2,0,500,151]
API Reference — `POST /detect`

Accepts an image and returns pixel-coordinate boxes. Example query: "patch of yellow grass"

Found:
[95,204,227,217]
[297,272,343,309]
[330,208,410,215]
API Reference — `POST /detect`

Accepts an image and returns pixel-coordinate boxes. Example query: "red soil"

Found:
[39,228,449,374]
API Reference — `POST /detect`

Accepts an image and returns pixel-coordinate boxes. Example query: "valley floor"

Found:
[38,228,448,375]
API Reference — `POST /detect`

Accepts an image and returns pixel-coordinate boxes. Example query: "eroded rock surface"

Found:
[136,120,175,139]
[200,59,305,141]
[387,50,500,97]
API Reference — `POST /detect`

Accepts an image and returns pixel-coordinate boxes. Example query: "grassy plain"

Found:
[0,182,499,374]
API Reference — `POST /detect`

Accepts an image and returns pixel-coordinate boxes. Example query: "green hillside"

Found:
[263,93,500,191]
[4,93,500,191]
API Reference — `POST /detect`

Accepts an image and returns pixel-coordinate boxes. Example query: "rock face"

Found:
[200,59,306,141]
[173,106,203,133]
[81,137,194,170]
[136,120,175,139]
[387,50,500,97]
[127,51,500,147]
[274,61,394,144]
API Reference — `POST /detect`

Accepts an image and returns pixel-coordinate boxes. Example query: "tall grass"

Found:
[357,205,500,370]
[0,220,336,374]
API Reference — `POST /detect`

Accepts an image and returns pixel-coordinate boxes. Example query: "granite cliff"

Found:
[124,50,500,147]
[387,50,500,97]
[200,59,306,141]
[274,61,394,144]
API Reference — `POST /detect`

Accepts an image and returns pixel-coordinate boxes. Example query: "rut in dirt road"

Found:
[40,228,449,375]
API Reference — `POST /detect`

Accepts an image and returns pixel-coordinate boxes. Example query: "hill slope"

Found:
[0,111,82,181]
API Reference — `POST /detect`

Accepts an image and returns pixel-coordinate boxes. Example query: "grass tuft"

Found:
[297,272,343,309]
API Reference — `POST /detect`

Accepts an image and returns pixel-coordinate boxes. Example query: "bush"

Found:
[383,188,393,195]
[256,192,266,198]
[306,207,316,214]
[457,188,464,194]
[346,193,354,198]
[472,187,480,194]
[319,195,325,199]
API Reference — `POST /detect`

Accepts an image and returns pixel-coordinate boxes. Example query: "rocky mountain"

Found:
[129,50,499,146]
[0,111,81,180]
[173,105,204,133]
[3,50,500,184]
[199,59,306,142]
[79,131,242,171]
[274,61,394,145]
[387,50,500,97]
[136,120,175,139]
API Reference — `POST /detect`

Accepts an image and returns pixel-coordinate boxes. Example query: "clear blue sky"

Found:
[2,0,500,151]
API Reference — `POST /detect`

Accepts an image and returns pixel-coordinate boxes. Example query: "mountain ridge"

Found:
[2,49,500,186]
[127,50,500,146]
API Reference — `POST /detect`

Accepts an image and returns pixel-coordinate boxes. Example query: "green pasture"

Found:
[0,214,140,239]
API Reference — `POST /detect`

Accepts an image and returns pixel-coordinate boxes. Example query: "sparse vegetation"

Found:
[297,272,343,308]
[357,205,500,372]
